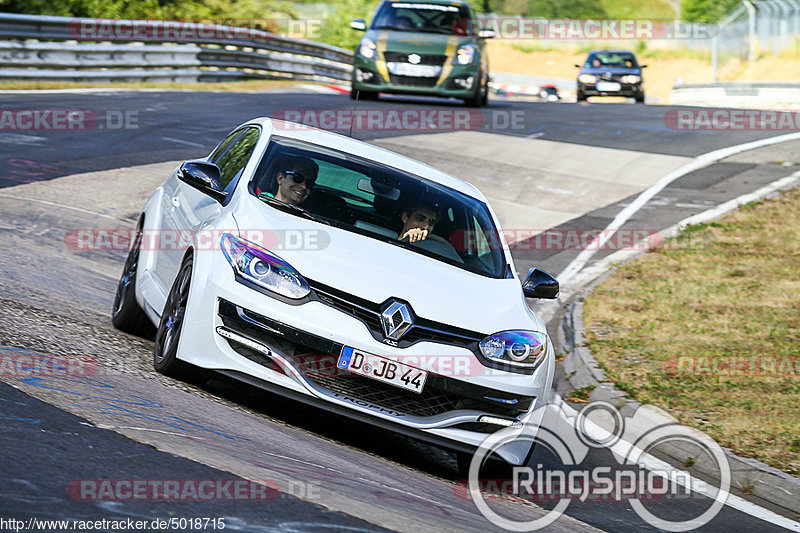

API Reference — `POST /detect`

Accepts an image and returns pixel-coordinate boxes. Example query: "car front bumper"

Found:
[176,246,554,464]
[352,55,482,99]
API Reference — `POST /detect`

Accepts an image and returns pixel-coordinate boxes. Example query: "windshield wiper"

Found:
[416,27,453,34]
[373,24,413,31]
[258,194,331,225]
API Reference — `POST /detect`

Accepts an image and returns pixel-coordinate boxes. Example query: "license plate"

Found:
[387,62,441,77]
[337,346,427,394]
[596,82,621,92]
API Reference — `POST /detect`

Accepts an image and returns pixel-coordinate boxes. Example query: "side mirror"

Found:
[350,18,367,31]
[522,268,559,299]
[178,161,226,202]
[478,29,496,39]
[640,64,648,68]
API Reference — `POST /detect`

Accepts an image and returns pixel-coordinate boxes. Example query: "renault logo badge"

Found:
[380,301,414,340]
[408,54,422,64]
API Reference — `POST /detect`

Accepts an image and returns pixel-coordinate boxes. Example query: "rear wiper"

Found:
[258,194,331,225]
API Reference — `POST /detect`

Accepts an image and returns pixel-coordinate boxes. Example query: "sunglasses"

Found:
[284,170,316,188]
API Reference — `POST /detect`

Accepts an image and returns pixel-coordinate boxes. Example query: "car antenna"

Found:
[348,89,360,138]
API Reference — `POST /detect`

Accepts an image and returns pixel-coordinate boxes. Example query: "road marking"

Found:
[554,394,800,532]
[557,131,800,284]
[0,194,128,222]
[161,136,206,148]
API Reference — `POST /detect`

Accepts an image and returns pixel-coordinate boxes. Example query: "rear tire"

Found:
[153,255,204,382]
[111,222,156,338]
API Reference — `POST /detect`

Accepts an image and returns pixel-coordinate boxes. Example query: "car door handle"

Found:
[171,196,180,208]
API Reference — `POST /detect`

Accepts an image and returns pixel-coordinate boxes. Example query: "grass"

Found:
[583,187,800,475]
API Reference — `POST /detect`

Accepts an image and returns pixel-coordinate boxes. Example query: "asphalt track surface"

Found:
[0,90,796,532]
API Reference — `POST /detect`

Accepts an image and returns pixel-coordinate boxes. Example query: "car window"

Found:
[372,2,472,35]
[250,136,508,278]
[585,52,638,68]
[211,127,260,189]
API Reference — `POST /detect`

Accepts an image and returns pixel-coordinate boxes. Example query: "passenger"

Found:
[273,156,318,205]
[398,202,439,243]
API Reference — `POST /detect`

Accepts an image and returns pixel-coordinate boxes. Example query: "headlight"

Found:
[453,44,476,65]
[359,37,377,59]
[578,74,597,84]
[479,330,548,370]
[220,233,310,299]
[621,74,641,84]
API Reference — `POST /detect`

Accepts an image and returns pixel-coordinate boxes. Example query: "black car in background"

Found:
[575,50,646,103]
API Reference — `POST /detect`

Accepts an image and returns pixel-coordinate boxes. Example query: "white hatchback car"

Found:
[112,117,559,466]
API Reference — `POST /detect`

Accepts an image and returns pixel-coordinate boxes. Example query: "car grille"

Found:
[302,369,461,417]
[387,74,439,87]
[217,299,532,420]
[383,52,447,66]
[307,279,484,349]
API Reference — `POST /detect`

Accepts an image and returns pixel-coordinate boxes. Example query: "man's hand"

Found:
[399,228,428,243]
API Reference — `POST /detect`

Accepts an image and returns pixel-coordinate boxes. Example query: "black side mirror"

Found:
[178,161,226,202]
[522,268,559,299]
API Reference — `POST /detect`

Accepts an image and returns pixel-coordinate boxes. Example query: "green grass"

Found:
[583,187,800,475]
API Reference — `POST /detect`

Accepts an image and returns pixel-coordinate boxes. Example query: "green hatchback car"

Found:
[349,0,493,106]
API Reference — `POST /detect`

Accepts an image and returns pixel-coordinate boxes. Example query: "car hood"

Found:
[367,29,465,56]
[232,198,543,335]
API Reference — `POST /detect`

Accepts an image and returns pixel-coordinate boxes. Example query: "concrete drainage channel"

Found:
[554,171,800,519]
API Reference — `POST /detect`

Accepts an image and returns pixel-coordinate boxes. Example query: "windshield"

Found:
[584,52,638,68]
[371,2,472,35]
[249,136,508,278]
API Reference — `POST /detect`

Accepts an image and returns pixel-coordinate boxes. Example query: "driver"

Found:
[274,156,318,205]
[398,202,439,243]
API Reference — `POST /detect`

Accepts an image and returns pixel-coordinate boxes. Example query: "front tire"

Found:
[463,71,487,107]
[153,255,202,381]
[576,89,587,102]
[111,222,156,338]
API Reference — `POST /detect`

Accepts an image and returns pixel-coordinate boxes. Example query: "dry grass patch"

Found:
[583,187,800,475]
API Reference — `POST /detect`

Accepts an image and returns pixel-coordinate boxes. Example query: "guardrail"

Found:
[671,82,800,108]
[0,12,354,83]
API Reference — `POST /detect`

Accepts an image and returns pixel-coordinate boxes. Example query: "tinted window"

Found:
[585,52,638,68]
[372,2,472,35]
[211,128,260,189]
[250,136,508,278]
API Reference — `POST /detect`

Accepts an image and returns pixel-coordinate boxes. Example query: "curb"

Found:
[557,180,800,517]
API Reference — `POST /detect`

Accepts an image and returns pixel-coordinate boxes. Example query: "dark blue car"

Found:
[575,49,646,103]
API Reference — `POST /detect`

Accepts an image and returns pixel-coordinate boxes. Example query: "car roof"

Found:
[381,0,473,7]
[245,117,487,202]
[587,49,637,55]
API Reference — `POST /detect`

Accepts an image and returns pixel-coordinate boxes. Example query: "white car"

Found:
[111,117,559,467]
